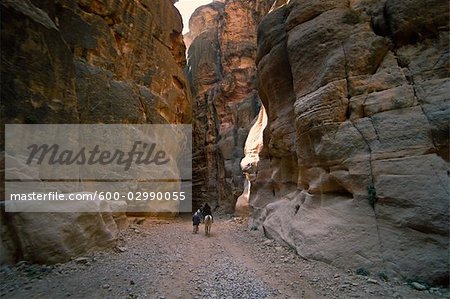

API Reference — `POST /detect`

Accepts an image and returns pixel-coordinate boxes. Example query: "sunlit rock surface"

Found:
[236,106,268,217]
[187,0,276,210]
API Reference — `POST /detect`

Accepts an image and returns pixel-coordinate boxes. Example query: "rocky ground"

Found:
[1,215,448,299]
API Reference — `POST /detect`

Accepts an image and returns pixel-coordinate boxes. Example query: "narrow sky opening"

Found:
[174,0,212,34]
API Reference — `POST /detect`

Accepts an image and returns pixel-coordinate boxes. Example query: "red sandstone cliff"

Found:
[187,0,275,210]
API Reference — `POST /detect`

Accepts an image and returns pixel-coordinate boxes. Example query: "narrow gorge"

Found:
[186,0,275,210]
[1,0,449,296]
[188,0,449,286]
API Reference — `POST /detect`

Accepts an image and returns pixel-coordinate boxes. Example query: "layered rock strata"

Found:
[1,0,191,126]
[187,0,275,210]
[1,0,191,264]
[251,0,449,285]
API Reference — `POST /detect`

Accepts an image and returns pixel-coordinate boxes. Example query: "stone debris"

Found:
[367,278,379,284]
[247,0,449,285]
[133,218,146,225]
[411,282,427,291]
[1,218,448,299]
[115,246,127,253]
[73,257,89,265]
[262,239,273,246]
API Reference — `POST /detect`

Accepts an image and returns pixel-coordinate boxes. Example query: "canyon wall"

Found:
[251,0,449,285]
[187,0,275,210]
[1,0,191,126]
[1,0,191,264]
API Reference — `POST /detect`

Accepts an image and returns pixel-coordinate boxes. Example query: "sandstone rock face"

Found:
[252,0,449,285]
[1,0,191,125]
[0,202,119,264]
[187,0,275,210]
[1,0,190,264]
[236,106,268,217]
[1,0,78,125]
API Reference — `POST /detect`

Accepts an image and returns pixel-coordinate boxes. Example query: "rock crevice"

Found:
[187,0,276,210]
[251,0,449,285]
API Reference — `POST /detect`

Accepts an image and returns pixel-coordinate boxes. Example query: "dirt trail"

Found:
[154,217,318,299]
[1,216,447,299]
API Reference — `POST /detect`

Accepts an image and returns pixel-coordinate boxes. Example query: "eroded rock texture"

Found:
[1,0,191,125]
[1,0,190,264]
[187,0,275,210]
[252,0,449,285]
[0,203,122,264]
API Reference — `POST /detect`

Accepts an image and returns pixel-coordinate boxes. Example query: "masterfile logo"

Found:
[26,141,170,171]
[4,124,192,213]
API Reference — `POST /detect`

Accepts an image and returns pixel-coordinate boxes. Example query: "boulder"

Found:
[1,202,118,264]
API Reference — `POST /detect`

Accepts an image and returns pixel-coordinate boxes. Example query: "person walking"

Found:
[192,211,201,233]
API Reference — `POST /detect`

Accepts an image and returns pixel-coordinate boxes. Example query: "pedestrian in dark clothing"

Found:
[196,209,203,222]
[192,211,201,233]
[201,203,213,222]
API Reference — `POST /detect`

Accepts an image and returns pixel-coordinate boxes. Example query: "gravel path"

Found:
[1,215,448,298]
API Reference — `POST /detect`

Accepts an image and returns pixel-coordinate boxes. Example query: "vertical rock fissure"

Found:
[244,0,448,284]
[393,49,440,152]
[395,51,450,192]
[341,43,352,118]
[342,44,376,189]
[216,14,225,82]
[187,1,276,210]
[206,86,221,204]
[342,43,387,270]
